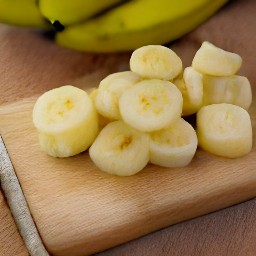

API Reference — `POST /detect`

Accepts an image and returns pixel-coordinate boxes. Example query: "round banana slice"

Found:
[33,85,99,157]
[130,45,182,80]
[183,67,203,107]
[173,67,203,116]
[89,87,111,129]
[94,71,141,120]
[197,103,252,158]
[89,121,149,176]
[119,79,183,132]
[149,118,198,168]
[192,41,242,76]
[202,75,252,110]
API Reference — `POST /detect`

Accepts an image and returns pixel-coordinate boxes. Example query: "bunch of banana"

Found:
[0,0,229,52]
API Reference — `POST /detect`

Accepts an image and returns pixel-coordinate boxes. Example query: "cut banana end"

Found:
[192,41,242,76]
[89,121,149,176]
[173,68,203,116]
[149,118,198,168]
[197,103,253,158]
[119,79,183,132]
[202,75,252,110]
[33,85,99,157]
[94,71,141,120]
[130,45,182,80]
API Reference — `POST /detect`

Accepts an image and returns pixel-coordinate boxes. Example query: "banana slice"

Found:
[89,120,149,176]
[192,41,242,76]
[89,87,111,129]
[130,45,182,80]
[94,71,141,120]
[174,67,203,116]
[197,103,252,158]
[149,118,198,167]
[119,79,183,132]
[183,67,204,106]
[33,85,99,157]
[203,75,252,110]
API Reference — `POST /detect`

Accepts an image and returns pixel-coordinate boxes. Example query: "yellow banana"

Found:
[0,0,49,29]
[56,0,229,52]
[39,0,126,26]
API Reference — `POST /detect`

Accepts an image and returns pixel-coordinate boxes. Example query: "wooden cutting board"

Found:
[1,1,256,254]
[0,74,256,256]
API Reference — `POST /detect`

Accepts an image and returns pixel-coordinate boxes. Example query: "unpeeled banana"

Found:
[39,0,124,26]
[0,0,48,29]
[0,0,228,52]
[56,0,229,52]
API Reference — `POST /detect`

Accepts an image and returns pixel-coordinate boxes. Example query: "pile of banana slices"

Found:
[33,42,253,176]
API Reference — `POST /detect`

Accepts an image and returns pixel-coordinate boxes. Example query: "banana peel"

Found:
[0,0,229,52]
[0,0,50,29]
[56,0,229,52]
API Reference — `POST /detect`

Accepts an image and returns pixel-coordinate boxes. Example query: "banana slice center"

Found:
[47,98,74,123]
[212,110,236,134]
[138,89,170,115]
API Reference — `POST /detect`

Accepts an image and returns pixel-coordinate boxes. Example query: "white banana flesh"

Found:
[119,79,183,132]
[33,85,99,157]
[202,75,252,110]
[94,71,141,120]
[183,67,204,107]
[149,118,198,168]
[89,120,150,176]
[197,103,253,158]
[173,67,204,116]
[89,88,112,129]
[192,41,242,76]
[130,45,182,80]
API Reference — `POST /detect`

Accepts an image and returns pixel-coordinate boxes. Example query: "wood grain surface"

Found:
[0,0,256,255]
[0,96,255,256]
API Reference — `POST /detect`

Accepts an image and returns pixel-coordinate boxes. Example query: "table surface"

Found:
[0,0,256,255]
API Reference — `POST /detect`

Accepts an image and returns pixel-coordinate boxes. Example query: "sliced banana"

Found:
[149,118,198,168]
[173,68,203,116]
[197,103,252,158]
[119,79,183,132]
[89,120,150,176]
[192,41,242,76]
[33,85,99,157]
[130,45,182,80]
[89,87,111,129]
[203,75,252,110]
[183,67,204,106]
[94,71,141,120]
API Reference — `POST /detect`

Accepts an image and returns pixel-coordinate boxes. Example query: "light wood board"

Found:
[0,80,255,256]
